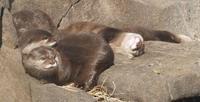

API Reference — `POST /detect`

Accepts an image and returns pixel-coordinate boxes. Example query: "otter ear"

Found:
[42,36,49,40]
[45,37,57,47]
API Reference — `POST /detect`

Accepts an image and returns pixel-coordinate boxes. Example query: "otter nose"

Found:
[49,59,55,64]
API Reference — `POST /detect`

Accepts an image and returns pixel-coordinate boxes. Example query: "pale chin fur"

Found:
[22,39,56,54]
[44,63,57,69]
[33,60,57,70]
[43,56,59,69]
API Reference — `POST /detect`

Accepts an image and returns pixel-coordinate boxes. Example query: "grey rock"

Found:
[99,41,200,102]
[2,9,17,48]
[0,45,31,102]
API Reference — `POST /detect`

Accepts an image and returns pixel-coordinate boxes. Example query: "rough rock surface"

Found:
[99,41,200,102]
[0,42,31,102]
[31,82,95,102]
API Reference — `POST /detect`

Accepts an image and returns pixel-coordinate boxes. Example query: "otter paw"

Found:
[121,33,145,58]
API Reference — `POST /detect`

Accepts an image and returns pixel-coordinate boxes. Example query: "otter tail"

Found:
[151,30,192,43]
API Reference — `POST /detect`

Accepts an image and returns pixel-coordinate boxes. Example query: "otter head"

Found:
[23,46,71,84]
[29,47,58,70]
[19,29,56,54]
[22,46,59,81]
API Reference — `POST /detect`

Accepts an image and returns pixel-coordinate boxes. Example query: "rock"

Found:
[0,45,31,102]
[99,41,200,102]
[31,83,96,102]
[2,9,17,48]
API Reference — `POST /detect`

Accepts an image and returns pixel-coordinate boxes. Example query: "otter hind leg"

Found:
[73,65,97,91]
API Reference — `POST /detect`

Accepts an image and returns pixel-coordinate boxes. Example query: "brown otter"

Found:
[12,9,56,35]
[23,32,114,90]
[56,22,191,58]
[12,9,56,48]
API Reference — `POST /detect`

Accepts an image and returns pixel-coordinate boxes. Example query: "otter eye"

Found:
[40,56,46,60]
[28,39,32,43]
[43,36,49,40]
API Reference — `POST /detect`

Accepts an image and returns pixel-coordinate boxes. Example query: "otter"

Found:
[57,22,191,58]
[12,9,56,48]
[23,32,114,90]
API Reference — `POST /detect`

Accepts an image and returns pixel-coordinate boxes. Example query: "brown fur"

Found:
[12,9,56,48]
[55,32,114,90]
[12,9,56,35]
[23,31,114,90]
[59,22,123,43]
